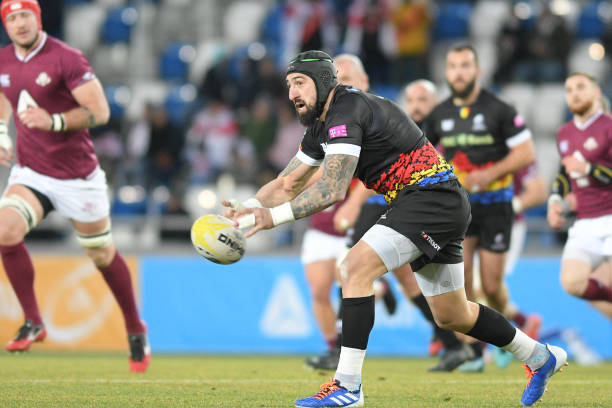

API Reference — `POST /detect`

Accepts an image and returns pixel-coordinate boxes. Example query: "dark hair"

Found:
[447,43,479,66]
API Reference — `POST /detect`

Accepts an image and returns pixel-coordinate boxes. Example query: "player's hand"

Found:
[231,207,274,238]
[18,107,52,131]
[464,169,494,193]
[0,122,13,167]
[547,202,566,229]
[220,199,239,219]
[565,193,577,211]
[333,201,360,233]
[562,155,588,176]
[0,145,13,167]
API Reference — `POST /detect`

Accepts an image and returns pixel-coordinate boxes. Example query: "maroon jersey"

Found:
[0,33,99,179]
[556,111,612,219]
[310,201,345,237]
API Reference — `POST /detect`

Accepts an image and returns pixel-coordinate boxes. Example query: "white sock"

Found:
[334,346,366,392]
[502,329,549,370]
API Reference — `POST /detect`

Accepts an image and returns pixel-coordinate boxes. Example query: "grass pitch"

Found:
[0,352,611,407]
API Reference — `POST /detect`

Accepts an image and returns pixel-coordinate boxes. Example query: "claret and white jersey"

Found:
[0,32,99,179]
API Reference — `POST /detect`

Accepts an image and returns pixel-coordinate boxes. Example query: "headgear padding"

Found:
[286,50,338,117]
[1,0,42,31]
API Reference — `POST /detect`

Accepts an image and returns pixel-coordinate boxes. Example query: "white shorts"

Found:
[301,228,348,265]
[361,224,464,296]
[505,219,527,276]
[562,213,612,267]
[6,164,110,223]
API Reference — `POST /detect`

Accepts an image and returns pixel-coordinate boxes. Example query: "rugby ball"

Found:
[191,215,246,264]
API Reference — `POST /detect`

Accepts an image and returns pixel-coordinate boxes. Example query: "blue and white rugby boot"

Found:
[521,344,567,406]
[295,378,363,407]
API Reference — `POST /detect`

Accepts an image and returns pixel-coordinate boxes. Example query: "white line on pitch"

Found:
[0,379,610,385]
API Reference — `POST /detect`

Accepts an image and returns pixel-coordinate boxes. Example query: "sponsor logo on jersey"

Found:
[559,140,569,153]
[82,72,95,81]
[320,142,328,152]
[328,124,347,139]
[514,114,525,127]
[584,137,598,151]
[0,74,9,87]
[35,72,51,87]
[459,107,470,119]
[472,113,486,131]
[421,231,441,251]
[441,119,454,131]
[490,232,506,251]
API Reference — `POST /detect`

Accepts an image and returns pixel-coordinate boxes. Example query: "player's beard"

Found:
[16,31,39,50]
[296,102,319,127]
[449,77,476,99]
[569,98,594,116]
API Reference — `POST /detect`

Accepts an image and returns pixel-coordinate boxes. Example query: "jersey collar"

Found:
[14,31,48,63]
[574,109,603,131]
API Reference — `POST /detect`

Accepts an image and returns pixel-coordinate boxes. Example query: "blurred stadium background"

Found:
[0,0,611,366]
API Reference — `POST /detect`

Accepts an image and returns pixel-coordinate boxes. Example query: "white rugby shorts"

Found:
[6,164,110,222]
[361,224,464,296]
[301,228,348,265]
[562,213,612,267]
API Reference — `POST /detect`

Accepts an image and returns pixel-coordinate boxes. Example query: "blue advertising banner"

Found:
[141,256,612,358]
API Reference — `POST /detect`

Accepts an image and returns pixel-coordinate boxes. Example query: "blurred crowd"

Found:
[2,0,612,218]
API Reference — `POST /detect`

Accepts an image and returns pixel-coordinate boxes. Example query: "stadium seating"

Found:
[432,2,473,40]
[575,1,607,39]
[159,42,197,81]
[101,6,138,44]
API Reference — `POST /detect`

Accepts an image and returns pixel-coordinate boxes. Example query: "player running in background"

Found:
[224,50,566,407]
[423,44,540,371]
[0,0,150,372]
[547,72,612,319]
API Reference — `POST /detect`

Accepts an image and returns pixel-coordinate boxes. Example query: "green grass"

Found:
[0,352,611,407]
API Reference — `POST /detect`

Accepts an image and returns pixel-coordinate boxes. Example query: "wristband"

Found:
[242,197,263,208]
[0,120,11,150]
[511,196,523,214]
[51,113,66,132]
[547,194,563,207]
[270,202,295,226]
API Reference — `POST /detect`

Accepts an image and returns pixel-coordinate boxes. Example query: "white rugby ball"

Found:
[191,215,246,264]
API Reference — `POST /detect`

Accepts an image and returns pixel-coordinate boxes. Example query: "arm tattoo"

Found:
[290,154,359,219]
[82,106,96,128]
[279,157,303,177]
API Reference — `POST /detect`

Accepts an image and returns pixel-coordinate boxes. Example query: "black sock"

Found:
[466,303,517,348]
[411,294,462,350]
[470,341,483,357]
[342,295,375,350]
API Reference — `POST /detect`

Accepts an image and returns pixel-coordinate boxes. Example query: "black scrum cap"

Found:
[286,50,338,116]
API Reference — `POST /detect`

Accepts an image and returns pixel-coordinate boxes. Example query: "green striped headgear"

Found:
[286,50,338,117]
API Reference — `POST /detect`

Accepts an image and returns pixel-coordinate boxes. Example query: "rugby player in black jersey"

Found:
[223,50,566,407]
[422,44,543,372]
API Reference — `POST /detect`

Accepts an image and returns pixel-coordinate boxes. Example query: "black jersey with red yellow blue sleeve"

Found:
[422,89,532,205]
[296,85,456,203]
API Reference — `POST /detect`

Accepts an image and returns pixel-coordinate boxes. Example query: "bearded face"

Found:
[294,98,318,126]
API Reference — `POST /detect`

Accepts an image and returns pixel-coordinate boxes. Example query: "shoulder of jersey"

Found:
[47,36,84,57]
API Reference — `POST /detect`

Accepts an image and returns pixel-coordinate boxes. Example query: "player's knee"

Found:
[481,280,502,298]
[85,246,114,268]
[309,283,331,303]
[560,273,586,297]
[0,222,26,246]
